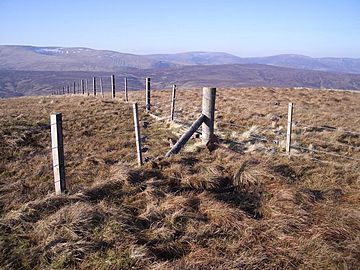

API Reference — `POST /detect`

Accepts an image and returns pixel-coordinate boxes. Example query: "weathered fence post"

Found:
[81,80,84,95]
[286,102,293,155]
[67,85,70,94]
[99,77,104,98]
[133,103,143,166]
[93,77,97,96]
[124,77,128,102]
[202,87,216,144]
[145,77,151,112]
[86,79,89,96]
[170,84,176,121]
[73,81,76,94]
[50,113,66,195]
[165,114,206,157]
[111,75,116,98]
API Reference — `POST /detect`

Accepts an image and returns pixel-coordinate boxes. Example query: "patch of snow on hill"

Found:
[34,48,63,55]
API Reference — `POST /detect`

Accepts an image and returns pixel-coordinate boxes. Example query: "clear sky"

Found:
[0,0,359,57]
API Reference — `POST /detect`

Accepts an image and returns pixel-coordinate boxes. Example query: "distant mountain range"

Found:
[1,45,360,74]
[1,45,360,97]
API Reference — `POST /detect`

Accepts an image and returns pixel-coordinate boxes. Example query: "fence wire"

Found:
[51,85,360,165]
[292,145,360,162]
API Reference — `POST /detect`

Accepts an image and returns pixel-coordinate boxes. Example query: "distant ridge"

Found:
[1,45,360,97]
[1,45,360,74]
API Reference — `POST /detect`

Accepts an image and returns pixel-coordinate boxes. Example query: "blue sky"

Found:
[0,0,359,57]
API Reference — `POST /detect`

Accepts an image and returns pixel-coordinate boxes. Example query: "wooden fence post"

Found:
[100,77,104,98]
[50,113,66,195]
[202,87,216,144]
[133,103,143,166]
[81,80,84,95]
[165,114,206,157]
[111,75,116,98]
[286,102,294,155]
[93,77,97,96]
[73,81,76,94]
[124,77,128,102]
[170,84,176,121]
[145,77,151,112]
[86,79,89,96]
[67,85,70,94]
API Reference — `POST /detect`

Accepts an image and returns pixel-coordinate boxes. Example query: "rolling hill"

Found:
[1,64,360,98]
[0,45,162,71]
[1,45,360,97]
[1,45,360,73]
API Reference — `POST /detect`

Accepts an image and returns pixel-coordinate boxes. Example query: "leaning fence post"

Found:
[170,84,176,121]
[99,77,104,98]
[93,77,97,96]
[165,114,206,157]
[124,77,128,102]
[145,77,151,112]
[133,103,143,166]
[202,87,216,144]
[286,102,294,155]
[111,75,116,98]
[50,113,66,195]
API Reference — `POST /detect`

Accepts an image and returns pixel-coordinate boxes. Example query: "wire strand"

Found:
[291,145,360,161]
[303,137,360,150]
[294,122,360,136]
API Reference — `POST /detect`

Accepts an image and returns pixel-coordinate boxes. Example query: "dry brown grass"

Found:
[0,87,359,269]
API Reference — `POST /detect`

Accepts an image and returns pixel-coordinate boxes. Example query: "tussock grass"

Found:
[0,88,359,269]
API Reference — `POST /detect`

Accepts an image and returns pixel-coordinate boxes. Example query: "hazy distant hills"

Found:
[1,64,360,98]
[1,45,360,97]
[148,52,360,74]
[145,52,244,66]
[1,45,360,74]
[0,45,159,71]
[241,54,360,74]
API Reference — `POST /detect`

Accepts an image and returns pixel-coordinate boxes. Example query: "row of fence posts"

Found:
[50,82,296,195]
[50,77,181,194]
[52,75,131,102]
